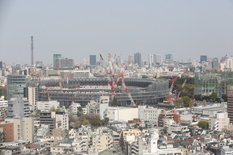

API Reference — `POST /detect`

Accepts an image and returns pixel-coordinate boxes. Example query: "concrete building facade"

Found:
[7,98,30,118]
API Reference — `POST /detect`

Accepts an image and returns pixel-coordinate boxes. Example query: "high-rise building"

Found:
[227,86,233,123]
[212,57,219,69]
[0,60,2,70]
[128,55,134,65]
[155,54,162,65]
[148,54,154,68]
[7,75,26,100]
[89,55,96,65]
[55,58,74,69]
[134,53,142,67]
[53,54,61,69]
[24,87,38,111]
[226,57,233,71]
[200,55,207,63]
[165,54,173,63]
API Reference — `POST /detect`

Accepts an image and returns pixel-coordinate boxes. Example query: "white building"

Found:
[155,54,162,64]
[163,117,175,128]
[36,101,59,112]
[69,102,81,114]
[209,112,229,131]
[55,111,69,130]
[138,106,161,125]
[142,131,182,155]
[226,57,233,71]
[104,107,138,122]
[221,146,233,155]
[148,54,154,68]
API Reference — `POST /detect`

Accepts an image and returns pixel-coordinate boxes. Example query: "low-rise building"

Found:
[36,100,59,112]
[138,105,161,126]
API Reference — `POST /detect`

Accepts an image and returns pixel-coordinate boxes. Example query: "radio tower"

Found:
[31,36,34,65]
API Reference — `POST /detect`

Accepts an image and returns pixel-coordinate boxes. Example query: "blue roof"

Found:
[66,140,73,143]
[173,143,180,146]
[178,136,185,139]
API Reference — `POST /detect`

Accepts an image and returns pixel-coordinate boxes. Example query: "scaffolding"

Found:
[194,72,233,97]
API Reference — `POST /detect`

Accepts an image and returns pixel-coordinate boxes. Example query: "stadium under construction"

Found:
[29,77,169,107]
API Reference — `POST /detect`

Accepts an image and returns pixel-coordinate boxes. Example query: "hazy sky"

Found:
[0,0,233,64]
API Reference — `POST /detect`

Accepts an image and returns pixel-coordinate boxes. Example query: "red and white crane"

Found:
[72,84,81,104]
[175,75,189,100]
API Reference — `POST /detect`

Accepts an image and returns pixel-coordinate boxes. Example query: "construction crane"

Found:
[57,66,63,90]
[46,86,51,101]
[72,84,81,104]
[175,75,189,100]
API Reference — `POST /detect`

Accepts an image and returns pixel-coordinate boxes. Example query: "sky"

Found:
[0,0,233,65]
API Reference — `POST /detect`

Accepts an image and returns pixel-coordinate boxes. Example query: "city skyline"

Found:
[0,0,232,64]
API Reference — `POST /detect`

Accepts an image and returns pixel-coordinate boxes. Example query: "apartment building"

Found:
[209,112,229,131]
[5,117,35,143]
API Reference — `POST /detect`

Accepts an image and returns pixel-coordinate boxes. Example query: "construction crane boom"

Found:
[57,66,63,90]
[46,86,51,101]
[72,85,81,103]
[175,75,189,100]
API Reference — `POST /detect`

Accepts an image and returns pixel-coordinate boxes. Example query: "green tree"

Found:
[112,97,121,106]
[78,107,83,112]
[210,92,217,102]
[182,96,191,107]
[50,106,56,112]
[104,117,109,125]
[198,121,209,129]
[194,94,203,101]
[82,119,89,125]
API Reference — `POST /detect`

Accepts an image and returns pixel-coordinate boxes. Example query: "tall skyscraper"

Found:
[89,55,96,65]
[134,53,142,67]
[7,75,26,100]
[212,57,219,69]
[200,55,207,63]
[53,54,61,69]
[165,54,173,63]
[0,60,2,70]
[155,54,162,64]
[128,55,134,65]
[148,54,154,68]
[227,86,233,123]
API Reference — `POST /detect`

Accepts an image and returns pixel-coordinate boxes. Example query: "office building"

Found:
[134,53,142,67]
[53,54,61,69]
[228,86,233,123]
[148,54,154,68]
[155,54,162,64]
[55,57,74,69]
[7,75,26,100]
[128,55,134,65]
[24,87,38,111]
[212,57,219,69]
[0,60,2,70]
[165,54,173,63]
[89,55,96,65]
[5,117,35,143]
[7,98,30,118]
[200,55,207,63]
